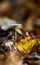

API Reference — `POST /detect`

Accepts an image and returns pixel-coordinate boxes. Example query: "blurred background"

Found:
[0,0,40,38]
